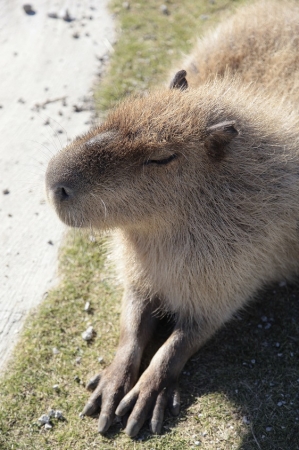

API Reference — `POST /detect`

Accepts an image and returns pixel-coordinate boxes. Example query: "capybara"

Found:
[46,0,299,437]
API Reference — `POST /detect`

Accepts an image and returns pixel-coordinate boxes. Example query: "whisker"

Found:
[37,111,69,146]
[35,112,65,150]
[101,199,107,221]
[27,139,56,160]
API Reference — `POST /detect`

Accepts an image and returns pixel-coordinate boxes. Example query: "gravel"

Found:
[23,4,36,15]
[38,414,50,424]
[81,325,94,341]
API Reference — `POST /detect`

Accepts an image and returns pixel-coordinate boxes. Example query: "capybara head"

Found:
[46,78,239,232]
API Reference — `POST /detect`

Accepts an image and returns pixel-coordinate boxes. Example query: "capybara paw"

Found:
[115,372,180,437]
[81,366,137,434]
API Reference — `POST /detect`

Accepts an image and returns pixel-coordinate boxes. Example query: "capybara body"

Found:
[183,0,299,101]
[46,0,299,437]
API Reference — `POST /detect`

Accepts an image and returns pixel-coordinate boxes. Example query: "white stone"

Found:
[82,325,94,341]
[38,414,50,425]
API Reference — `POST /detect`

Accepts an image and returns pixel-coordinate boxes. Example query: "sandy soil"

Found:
[0,0,114,372]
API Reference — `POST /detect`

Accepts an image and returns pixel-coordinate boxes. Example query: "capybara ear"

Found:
[169,70,188,90]
[205,121,238,161]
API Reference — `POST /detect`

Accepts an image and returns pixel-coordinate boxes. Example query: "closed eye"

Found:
[144,154,177,166]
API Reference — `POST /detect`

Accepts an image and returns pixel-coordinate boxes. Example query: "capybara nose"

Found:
[51,184,74,202]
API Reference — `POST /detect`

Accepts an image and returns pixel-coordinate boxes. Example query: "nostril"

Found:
[60,187,69,200]
[54,185,73,201]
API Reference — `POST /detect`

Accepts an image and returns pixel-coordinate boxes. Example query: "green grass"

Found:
[1,0,299,449]
[95,0,245,111]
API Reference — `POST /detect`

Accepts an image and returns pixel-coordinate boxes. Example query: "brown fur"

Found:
[46,0,299,437]
[182,0,299,102]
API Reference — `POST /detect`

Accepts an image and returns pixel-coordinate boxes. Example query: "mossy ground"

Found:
[1,1,299,449]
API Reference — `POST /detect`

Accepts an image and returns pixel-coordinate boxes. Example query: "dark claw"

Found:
[115,392,137,417]
[82,400,99,416]
[169,388,180,416]
[150,419,162,435]
[98,413,113,434]
[86,374,101,392]
[170,403,180,416]
[125,418,141,437]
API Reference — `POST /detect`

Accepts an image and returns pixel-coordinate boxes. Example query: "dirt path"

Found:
[0,0,114,372]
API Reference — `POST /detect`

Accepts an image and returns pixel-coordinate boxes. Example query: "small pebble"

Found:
[52,384,59,390]
[98,356,104,363]
[264,323,271,330]
[73,104,84,112]
[52,347,60,355]
[54,410,64,420]
[48,240,54,245]
[251,359,256,364]
[123,1,130,9]
[261,315,268,322]
[38,414,50,425]
[79,412,85,419]
[72,31,80,39]
[194,441,201,446]
[84,301,90,312]
[75,356,81,364]
[47,11,58,19]
[160,4,169,15]
[48,409,55,417]
[266,426,272,432]
[3,189,10,195]
[23,4,36,15]
[82,325,94,341]
[63,9,74,22]
[44,423,52,430]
